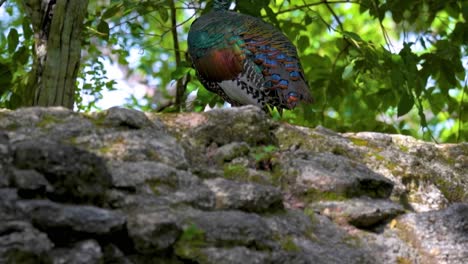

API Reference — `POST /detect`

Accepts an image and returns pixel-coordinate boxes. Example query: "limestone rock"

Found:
[204,177,283,212]
[189,105,277,146]
[286,152,394,200]
[11,169,54,198]
[310,197,405,228]
[13,139,111,204]
[49,240,103,264]
[211,141,250,163]
[195,247,269,264]
[395,203,468,264]
[16,199,126,240]
[0,106,465,264]
[0,188,21,221]
[127,209,181,254]
[181,210,277,249]
[109,160,215,209]
[0,220,53,263]
[94,106,156,129]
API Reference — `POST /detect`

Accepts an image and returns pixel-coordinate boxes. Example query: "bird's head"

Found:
[213,0,231,11]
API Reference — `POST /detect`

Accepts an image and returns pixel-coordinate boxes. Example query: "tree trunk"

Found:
[21,0,88,109]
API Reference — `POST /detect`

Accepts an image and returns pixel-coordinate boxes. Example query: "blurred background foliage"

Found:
[0,0,466,143]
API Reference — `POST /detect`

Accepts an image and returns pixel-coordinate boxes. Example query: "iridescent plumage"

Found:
[188,0,312,110]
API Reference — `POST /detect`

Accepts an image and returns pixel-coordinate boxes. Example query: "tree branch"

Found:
[169,0,185,110]
[270,0,359,16]
[323,0,344,32]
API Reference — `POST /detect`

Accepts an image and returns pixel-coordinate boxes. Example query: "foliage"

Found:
[0,3,32,108]
[0,0,466,143]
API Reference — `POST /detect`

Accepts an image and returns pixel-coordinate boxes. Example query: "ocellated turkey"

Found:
[187,0,313,111]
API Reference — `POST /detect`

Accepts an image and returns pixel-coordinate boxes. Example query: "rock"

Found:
[95,106,155,129]
[0,131,12,188]
[16,200,126,243]
[109,161,196,190]
[263,209,313,237]
[13,139,111,204]
[310,197,405,228]
[0,166,9,188]
[75,128,188,169]
[395,203,468,264]
[177,210,277,250]
[109,161,215,210]
[127,254,184,264]
[265,209,378,263]
[49,240,103,264]
[273,124,352,154]
[11,169,53,198]
[109,160,181,189]
[102,244,134,264]
[194,246,269,264]
[204,177,283,212]
[127,209,181,253]
[345,132,467,209]
[0,106,465,263]
[286,152,394,200]
[404,181,448,212]
[181,106,277,176]
[295,214,377,263]
[0,107,95,142]
[363,227,422,264]
[0,131,11,159]
[106,191,171,210]
[189,105,277,146]
[0,188,21,221]
[0,220,53,263]
[167,178,216,210]
[211,142,250,163]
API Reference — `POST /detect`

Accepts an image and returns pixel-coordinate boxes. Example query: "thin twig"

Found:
[323,0,344,32]
[332,41,350,70]
[271,0,359,16]
[366,0,393,50]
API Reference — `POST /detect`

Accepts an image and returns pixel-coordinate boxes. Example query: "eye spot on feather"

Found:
[289,71,300,81]
[287,91,299,105]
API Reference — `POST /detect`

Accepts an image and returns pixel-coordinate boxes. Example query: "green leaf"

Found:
[22,20,33,40]
[7,28,19,53]
[428,93,445,116]
[12,46,29,65]
[359,0,370,14]
[264,6,280,27]
[97,20,110,40]
[397,92,414,117]
[342,31,363,48]
[158,8,169,22]
[462,1,468,21]
[101,3,123,19]
[237,0,269,17]
[171,66,191,80]
[297,35,309,52]
[0,63,13,93]
[304,15,313,25]
[342,61,355,80]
